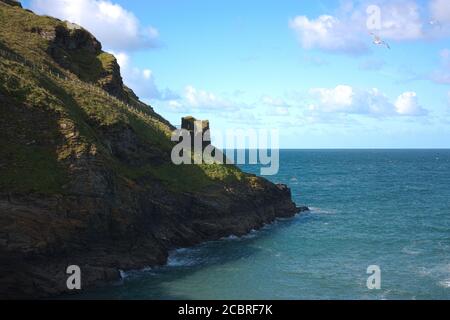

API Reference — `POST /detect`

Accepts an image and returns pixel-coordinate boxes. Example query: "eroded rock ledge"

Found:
[0,181,305,298]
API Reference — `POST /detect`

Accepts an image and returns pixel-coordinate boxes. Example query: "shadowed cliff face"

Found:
[0,1,303,298]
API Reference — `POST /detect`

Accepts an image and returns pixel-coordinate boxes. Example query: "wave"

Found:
[416,263,450,290]
[167,248,196,267]
[166,230,262,267]
[140,211,308,270]
[401,246,423,256]
[438,279,450,288]
[118,266,154,280]
[221,229,258,241]
[221,234,240,241]
[308,207,338,215]
[119,269,127,280]
[166,255,197,267]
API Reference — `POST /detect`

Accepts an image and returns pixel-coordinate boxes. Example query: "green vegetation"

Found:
[0,144,68,194]
[119,162,247,192]
[0,2,248,194]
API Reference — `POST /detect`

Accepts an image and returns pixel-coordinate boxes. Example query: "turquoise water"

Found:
[80,150,450,299]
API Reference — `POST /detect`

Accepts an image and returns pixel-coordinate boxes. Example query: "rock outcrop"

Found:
[46,22,129,101]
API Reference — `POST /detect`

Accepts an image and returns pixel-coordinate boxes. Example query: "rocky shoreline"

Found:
[0,184,307,299]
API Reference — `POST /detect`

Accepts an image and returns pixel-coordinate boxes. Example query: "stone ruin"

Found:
[181,116,211,152]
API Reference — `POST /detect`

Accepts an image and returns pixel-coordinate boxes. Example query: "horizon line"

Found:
[220,148,450,150]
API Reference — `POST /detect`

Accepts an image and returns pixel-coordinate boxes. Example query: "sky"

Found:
[22,0,450,148]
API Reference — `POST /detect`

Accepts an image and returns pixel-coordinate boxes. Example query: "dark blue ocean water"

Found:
[79,150,450,299]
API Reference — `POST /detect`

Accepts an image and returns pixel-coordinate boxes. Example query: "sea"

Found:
[77,150,450,300]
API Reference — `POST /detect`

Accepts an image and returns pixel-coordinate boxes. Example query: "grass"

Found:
[0,3,252,195]
[0,144,68,194]
[118,162,247,192]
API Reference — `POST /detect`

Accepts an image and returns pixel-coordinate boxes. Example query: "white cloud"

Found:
[309,85,355,112]
[163,86,255,115]
[272,107,290,116]
[184,86,237,111]
[30,0,159,51]
[112,51,178,101]
[375,1,423,40]
[166,100,186,112]
[261,96,291,116]
[112,52,158,99]
[309,85,427,116]
[394,92,427,116]
[430,0,450,25]
[289,15,367,55]
[289,1,425,55]
[142,69,152,80]
[262,96,289,108]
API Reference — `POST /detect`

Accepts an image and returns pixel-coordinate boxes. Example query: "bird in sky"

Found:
[429,20,442,28]
[370,32,391,49]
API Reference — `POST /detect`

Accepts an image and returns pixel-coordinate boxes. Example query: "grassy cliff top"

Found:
[0,2,259,194]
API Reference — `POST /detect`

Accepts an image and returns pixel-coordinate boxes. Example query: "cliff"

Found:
[0,1,305,298]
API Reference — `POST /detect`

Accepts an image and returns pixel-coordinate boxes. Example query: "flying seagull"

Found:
[370,32,390,49]
[429,20,442,29]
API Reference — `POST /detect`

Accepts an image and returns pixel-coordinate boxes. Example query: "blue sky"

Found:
[23,0,450,148]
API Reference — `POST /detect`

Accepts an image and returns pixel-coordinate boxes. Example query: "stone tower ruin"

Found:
[181,116,211,152]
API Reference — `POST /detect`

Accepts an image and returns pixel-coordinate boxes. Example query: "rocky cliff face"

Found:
[0,2,306,298]
[47,22,128,102]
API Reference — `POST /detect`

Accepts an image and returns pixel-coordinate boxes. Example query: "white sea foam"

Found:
[166,256,192,267]
[309,207,338,214]
[242,229,258,239]
[167,248,200,267]
[416,263,450,290]
[118,266,154,280]
[401,246,423,256]
[289,177,299,184]
[438,279,450,288]
[221,234,240,241]
[119,269,127,280]
[379,289,392,300]
[221,229,259,241]
[417,267,432,276]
